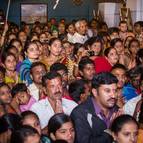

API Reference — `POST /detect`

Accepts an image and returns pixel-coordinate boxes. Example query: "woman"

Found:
[111,114,138,143]
[48,113,75,143]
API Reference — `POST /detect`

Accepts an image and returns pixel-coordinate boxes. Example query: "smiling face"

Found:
[113,122,138,143]
[54,121,75,143]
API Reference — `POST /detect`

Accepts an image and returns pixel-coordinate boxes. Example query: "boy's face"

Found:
[0,85,12,104]
[119,23,127,32]
[31,65,46,84]
[16,91,30,105]
[0,71,5,83]
[111,68,126,89]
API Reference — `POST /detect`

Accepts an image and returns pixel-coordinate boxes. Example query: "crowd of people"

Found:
[0,9,143,143]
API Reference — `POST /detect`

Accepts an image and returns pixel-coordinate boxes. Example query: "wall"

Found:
[0,0,98,25]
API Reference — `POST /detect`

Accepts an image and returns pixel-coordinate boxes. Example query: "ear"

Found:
[27,89,30,95]
[30,74,33,80]
[24,51,27,57]
[50,133,56,141]
[91,88,97,98]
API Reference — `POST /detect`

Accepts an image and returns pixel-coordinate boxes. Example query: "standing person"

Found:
[111,114,138,143]
[48,113,75,143]
[20,41,40,85]
[72,20,88,44]
[71,72,120,143]
[41,38,62,71]
[30,72,77,129]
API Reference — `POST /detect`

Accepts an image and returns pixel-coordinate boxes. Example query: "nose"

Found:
[130,134,136,143]
[111,90,116,99]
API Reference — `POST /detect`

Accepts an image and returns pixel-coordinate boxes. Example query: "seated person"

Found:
[68,79,90,104]
[11,83,36,113]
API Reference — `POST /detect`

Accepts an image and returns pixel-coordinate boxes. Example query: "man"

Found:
[28,62,47,101]
[30,72,77,129]
[119,21,128,41]
[78,57,95,89]
[28,62,46,101]
[71,72,120,143]
[72,20,88,44]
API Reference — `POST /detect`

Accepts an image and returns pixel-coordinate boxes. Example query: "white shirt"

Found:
[67,33,74,43]
[28,83,39,101]
[123,95,141,116]
[30,97,77,129]
[72,32,88,44]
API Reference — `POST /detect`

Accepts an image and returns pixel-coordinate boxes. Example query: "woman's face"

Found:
[22,115,41,135]
[26,43,40,60]
[4,55,16,71]
[113,122,138,143]
[129,41,139,55]
[54,121,75,143]
[114,41,124,54]
[107,48,119,65]
[50,40,62,56]
[12,41,22,52]
[90,42,102,56]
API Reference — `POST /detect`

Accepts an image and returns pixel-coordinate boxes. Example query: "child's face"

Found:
[22,115,41,135]
[0,71,5,83]
[0,85,12,104]
[16,91,30,105]
[4,55,16,71]
[26,43,40,60]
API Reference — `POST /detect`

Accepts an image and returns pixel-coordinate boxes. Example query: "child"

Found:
[11,83,36,113]
[21,111,51,143]
[1,52,20,88]
[20,41,40,85]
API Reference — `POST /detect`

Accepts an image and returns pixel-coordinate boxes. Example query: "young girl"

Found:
[41,38,62,71]
[20,41,40,85]
[21,111,51,143]
[48,113,75,143]
[1,52,20,88]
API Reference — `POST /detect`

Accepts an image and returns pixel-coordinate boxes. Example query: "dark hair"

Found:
[73,43,85,55]
[24,41,38,52]
[104,47,116,57]
[52,140,68,143]
[30,62,46,74]
[1,52,16,64]
[78,57,95,72]
[21,111,39,124]
[69,79,87,103]
[111,63,127,72]
[119,21,127,26]
[11,83,27,98]
[136,49,143,65]
[50,63,68,74]
[0,82,10,89]
[42,71,61,87]
[49,37,61,46]
[48,113,73,135]
[92,72,118,89]
[0,113,21,134]
[138,101,143,124]
[110,38,123,48]
[108,27,119,35]
[0,66,6,75]
[111,114,138,134]
[10,125,39,143]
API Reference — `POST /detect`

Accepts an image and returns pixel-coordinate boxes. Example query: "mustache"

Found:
[54,92,62,95]
[107,98,116,102]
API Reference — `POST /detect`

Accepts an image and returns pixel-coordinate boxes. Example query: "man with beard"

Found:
[71,72,121,143]
[30,71,77,129]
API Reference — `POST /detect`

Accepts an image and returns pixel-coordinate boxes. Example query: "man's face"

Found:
[80,64,95,81]
[57,70,68,88]
[46,77,63,101]
[95,83,118,108]
[119,23,127,33]
[31,65,46,84]
[111,68,126,89]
